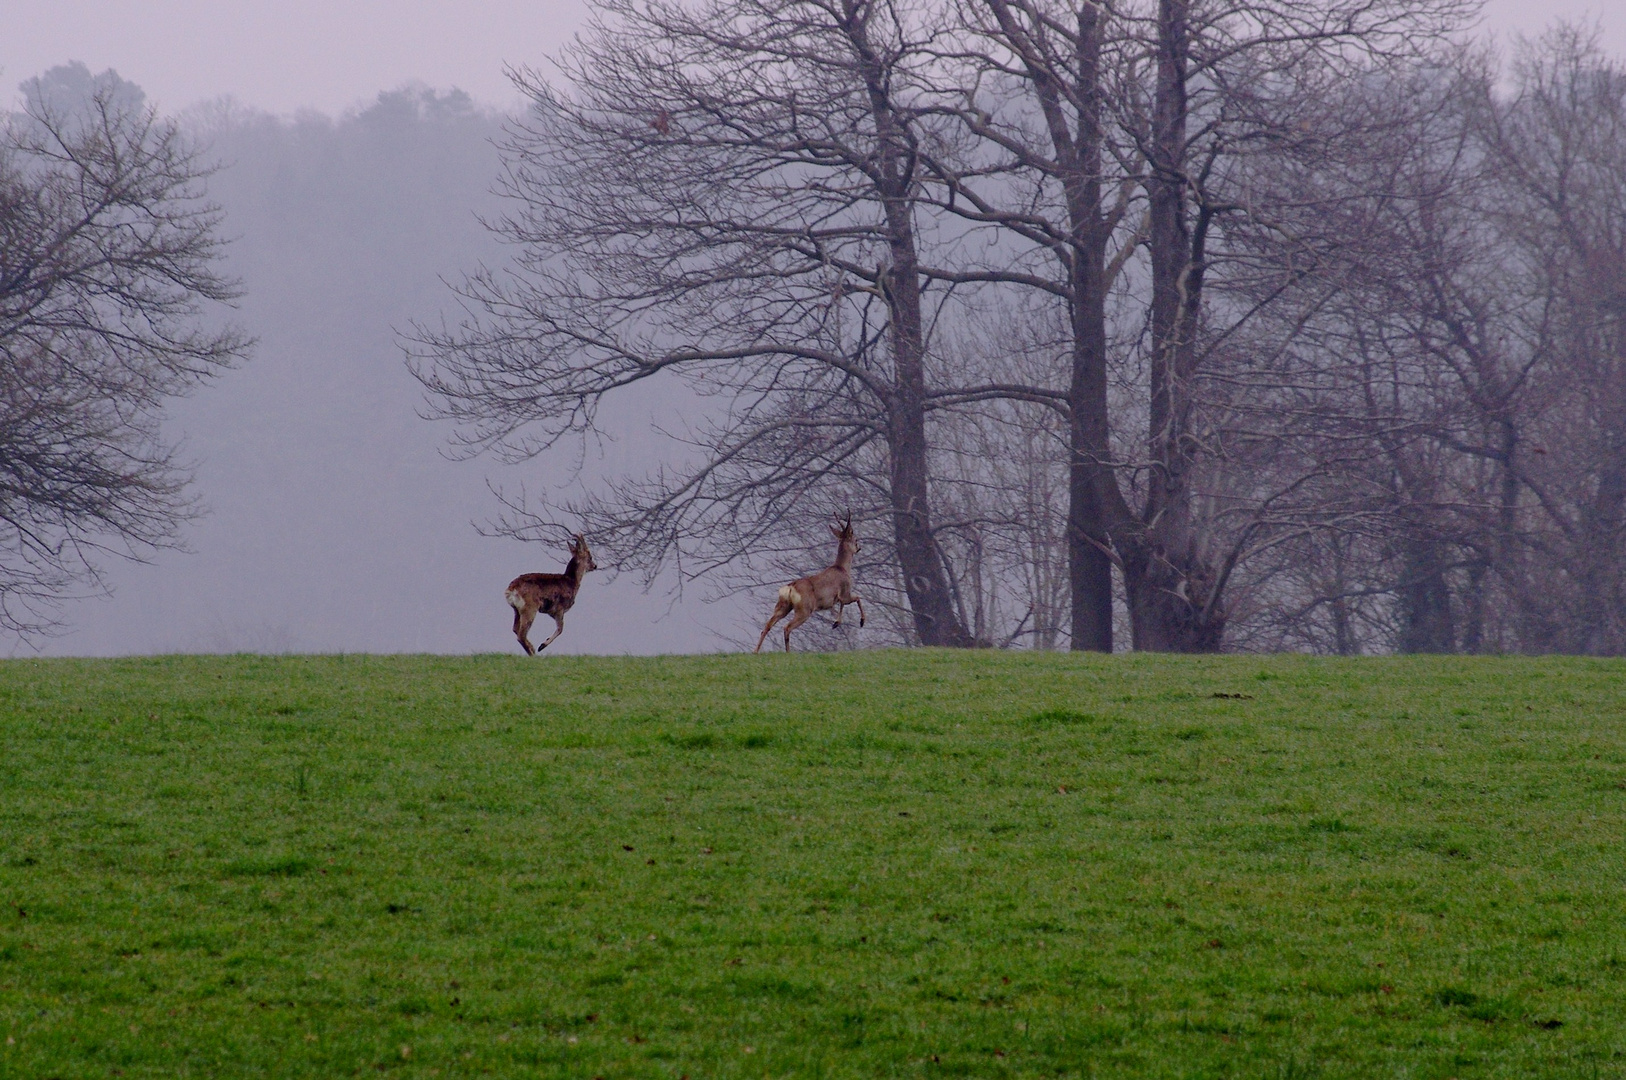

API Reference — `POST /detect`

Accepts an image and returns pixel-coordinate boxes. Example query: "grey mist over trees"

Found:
[20,72,724,656]
[414,0,1626,654]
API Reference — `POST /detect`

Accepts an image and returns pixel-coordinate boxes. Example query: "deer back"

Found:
[788,564,851,612]
[505,571,581,615]
[506,535,596,615]
[784,515,858,611]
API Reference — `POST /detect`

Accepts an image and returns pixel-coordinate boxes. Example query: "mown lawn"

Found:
[0,651,1623,1078]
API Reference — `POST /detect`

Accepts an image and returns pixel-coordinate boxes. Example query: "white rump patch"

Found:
[778,585,801,607]
[505,587,525,610]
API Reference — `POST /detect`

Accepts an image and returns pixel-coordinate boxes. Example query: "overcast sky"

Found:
[8,0,1626,117]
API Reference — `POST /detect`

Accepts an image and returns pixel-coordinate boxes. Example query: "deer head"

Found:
[568,534,598,578]
[829,512,858,566]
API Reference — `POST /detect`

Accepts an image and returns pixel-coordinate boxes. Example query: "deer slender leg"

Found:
[754,599,792,654]
[782,607,814,652]
[514,607,537,656]
[832,601,844,628]
[537,613,566,651]
[852,595,866,628]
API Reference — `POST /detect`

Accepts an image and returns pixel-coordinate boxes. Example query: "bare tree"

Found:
[0,64,247,633]
[410,0,985,646]
[915,0,1134,652]
[927,307,1076,648]
[1223,27,1626,656]
[929,0,1472,652]
[410,0,1626,657]
[1473,28,1626,653]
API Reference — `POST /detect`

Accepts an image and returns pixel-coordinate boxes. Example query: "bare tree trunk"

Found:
[1397,540,1455,654]
[1121,0,1224,652]
[977,0,1114,651]
[858,8,975,648]
[1064,2,1116,653]
[885,256,973,646]
[1067,405,1114,651]
[1461,557,1487,654]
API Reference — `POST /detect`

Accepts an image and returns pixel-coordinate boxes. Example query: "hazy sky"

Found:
[6,1,588,115]
[8,0,1626,116]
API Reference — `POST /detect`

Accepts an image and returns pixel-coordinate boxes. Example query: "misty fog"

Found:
[24,78,744,657]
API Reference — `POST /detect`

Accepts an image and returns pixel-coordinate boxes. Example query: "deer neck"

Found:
[833,540,854,571]
[564,555,585,586]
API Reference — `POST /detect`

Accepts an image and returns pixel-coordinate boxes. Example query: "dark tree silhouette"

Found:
[0,64,248,631]
[409,0,977,646]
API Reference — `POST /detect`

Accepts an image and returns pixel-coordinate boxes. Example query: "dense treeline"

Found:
[407,1,1625,655]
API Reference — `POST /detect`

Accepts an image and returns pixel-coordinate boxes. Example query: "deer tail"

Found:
[505,587,526,611]
[778,584,801,608]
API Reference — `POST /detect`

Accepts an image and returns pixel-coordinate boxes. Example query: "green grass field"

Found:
[1,651,1624,1078]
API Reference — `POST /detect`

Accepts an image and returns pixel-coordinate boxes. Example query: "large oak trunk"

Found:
[1064,1,1116,653]
[987,0,1115,651]
[1116,0,1225,653]
[884,253,973,647]
[857,13,974,649]
[1122,542,1225,653]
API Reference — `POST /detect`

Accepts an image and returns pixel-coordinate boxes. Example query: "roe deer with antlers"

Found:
[754,513,865,653]
[505,534,598,655]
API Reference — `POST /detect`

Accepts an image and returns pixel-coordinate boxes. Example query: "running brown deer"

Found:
[505,534,598,655]
[754,513,865,653]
